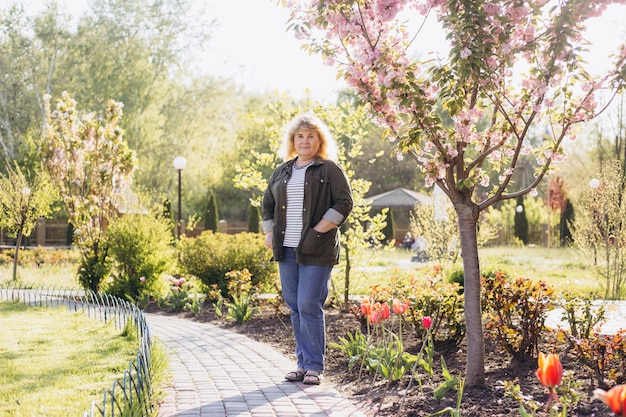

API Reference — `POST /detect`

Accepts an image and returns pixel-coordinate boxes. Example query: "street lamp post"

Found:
[173,156,187,239]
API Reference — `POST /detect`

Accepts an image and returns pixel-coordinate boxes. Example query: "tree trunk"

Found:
[343,245,351,312]
[456,202,485,386]
[12,229,23,281]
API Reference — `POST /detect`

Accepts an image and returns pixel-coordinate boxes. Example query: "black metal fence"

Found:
[0,281,154,417]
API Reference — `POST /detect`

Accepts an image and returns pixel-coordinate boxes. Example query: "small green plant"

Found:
[557,291,606,342]
[502,370,582,417]
[430,358,465,417]
[207,284,224,318]
[366,332,417,381]
[226,293,256,324]
[569,328,626,390]
[125,288,151,310]
[184,293,206,316]
[330,328,369,370]
[224,269,258,324]
[157,275,200,312]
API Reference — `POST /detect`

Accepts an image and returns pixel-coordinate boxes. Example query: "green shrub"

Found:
[105,213,175,300]
[77,247,111,293]
[481,270,555,365]
[178,231,276,296]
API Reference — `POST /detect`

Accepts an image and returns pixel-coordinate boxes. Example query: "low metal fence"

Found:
[0,281,154,417]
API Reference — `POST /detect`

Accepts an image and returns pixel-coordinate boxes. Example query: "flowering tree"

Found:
[283,0,626,386]
[42,92,136,292]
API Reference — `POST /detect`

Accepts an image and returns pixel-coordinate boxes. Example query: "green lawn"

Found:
[337,245,598,297]
[0,302,138,417]
[478,246,596,295]
[0,244,601,298]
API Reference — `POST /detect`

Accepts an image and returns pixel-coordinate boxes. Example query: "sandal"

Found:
[303,371,322,385]
[285,368,305,382]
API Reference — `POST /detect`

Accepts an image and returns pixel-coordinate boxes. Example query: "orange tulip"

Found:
[369,302,382,323]
[368,302,390,324]
[595,385,626,416]
[392,298,409,315]
[536,352,563,388]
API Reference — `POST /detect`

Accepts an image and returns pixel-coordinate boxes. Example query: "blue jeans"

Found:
[278,247,333,373]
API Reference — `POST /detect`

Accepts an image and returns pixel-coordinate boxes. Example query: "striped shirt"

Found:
[283,163,310,247]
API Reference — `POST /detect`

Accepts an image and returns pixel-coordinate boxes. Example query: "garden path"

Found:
[545,299,626,335]
[145,312,366,417]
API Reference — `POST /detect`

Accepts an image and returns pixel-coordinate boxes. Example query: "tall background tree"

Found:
[247,205,260,233]
[572,160,626,300]
[514,196,529,245]
[0,0,422,230]
[284,0,626,385]
[204,190,219,233]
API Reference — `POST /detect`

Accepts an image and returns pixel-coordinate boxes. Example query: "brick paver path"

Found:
[145,313,366,417]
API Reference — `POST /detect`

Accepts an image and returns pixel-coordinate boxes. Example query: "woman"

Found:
[262,113,353,385]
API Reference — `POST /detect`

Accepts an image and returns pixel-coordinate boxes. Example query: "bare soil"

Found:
[154,301,616,417]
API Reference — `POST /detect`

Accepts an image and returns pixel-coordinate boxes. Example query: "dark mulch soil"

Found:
[149,302,615,417]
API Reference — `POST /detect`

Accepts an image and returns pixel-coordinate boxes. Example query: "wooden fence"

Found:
[0,218,250,248]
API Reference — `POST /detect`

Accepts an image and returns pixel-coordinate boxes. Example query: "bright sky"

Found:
[22,0,626,102]
[200,1,345,101]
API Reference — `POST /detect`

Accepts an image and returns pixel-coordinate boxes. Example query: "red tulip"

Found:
[595,385,626,416]
[422,316,432,330]
[392,298,409,315]
[536,352,563,388]
[360,298,372,315]
[380,302,390,320]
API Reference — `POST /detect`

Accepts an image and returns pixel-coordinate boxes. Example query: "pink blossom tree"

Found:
[282,0,626,386]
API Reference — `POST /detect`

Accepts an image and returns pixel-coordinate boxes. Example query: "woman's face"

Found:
[293,128,321,161]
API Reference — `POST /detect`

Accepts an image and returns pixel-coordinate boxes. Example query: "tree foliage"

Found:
[284,0,626,385]
[571,160,626,300]
[0,164,56,280]
[41,92,136,292]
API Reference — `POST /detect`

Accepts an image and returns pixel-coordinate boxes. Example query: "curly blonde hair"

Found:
[279,113,338,161]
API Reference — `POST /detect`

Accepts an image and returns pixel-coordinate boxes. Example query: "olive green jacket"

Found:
[262,158,353,266]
